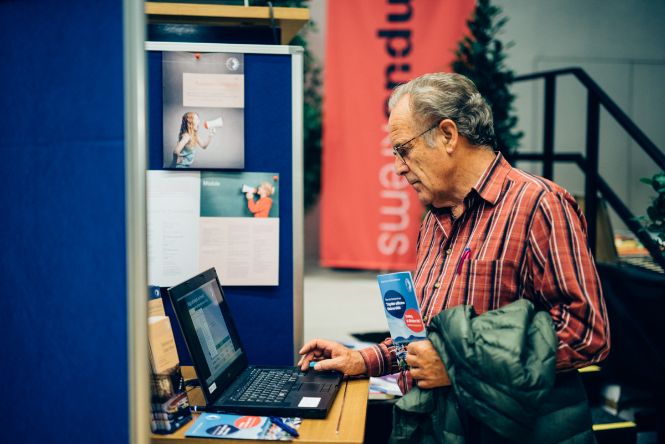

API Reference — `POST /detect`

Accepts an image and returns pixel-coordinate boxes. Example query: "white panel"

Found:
[628,65,665,221]
[292,49,305,362]
[496,0,665,68]
[145,41,297,54]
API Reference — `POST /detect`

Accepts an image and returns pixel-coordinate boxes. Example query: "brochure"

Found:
[185,413,301,440]
[377,271,427,370]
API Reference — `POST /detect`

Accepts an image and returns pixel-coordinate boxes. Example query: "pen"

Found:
[336,378,349,434]
[456,247,471,275]
[269,416,300,438]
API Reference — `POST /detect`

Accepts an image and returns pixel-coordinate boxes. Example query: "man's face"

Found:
[389,95,454,208]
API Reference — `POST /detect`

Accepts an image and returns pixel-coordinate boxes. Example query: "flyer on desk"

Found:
[185,413,301,440]
[377,271,426,370]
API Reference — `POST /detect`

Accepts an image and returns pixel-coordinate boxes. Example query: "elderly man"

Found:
[299,73,609,441]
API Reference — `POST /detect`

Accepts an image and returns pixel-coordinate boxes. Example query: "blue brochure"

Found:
[186,413,301,440]
[377,271,426,370]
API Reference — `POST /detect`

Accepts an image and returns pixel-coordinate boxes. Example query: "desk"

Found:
[152,367,369,444]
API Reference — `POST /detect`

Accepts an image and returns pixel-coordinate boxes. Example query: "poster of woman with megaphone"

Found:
[172,112,216,168]
[162,52,245,169]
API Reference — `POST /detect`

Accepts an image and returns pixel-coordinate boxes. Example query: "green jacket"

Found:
[391,299,596,444]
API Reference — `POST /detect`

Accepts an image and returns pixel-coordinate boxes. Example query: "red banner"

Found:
[320,0,475,270]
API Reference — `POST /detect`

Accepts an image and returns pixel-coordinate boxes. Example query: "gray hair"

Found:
[388,73,496,149]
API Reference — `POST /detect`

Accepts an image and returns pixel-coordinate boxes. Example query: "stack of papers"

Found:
[369,374,402,400]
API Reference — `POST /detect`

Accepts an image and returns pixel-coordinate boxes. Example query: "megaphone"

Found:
[204,116,224,130]
[242,184,257,194]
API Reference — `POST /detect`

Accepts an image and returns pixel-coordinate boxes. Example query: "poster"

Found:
[320,0,475,270]
[162,52,245,169]
[148,171,280,287]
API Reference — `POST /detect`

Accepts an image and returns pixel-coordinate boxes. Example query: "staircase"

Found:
[514,68,665,443]
[512,67,665,273]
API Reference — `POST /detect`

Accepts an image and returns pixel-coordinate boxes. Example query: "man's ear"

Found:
[438,119,458,154]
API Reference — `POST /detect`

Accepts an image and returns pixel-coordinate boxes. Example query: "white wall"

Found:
[304,0,665,262]
[499,0,665,229]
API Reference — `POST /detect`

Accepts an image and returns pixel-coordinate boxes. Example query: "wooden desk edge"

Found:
[151,378,369,444]
[145,2,310,44]
[145,3,310,20]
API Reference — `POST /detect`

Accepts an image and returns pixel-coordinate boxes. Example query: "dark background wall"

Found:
[0,1,129,443]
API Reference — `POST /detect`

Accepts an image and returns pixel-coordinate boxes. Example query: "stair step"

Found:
[591,406,637,443]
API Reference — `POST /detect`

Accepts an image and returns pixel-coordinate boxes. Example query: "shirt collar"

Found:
[470,152,511,206]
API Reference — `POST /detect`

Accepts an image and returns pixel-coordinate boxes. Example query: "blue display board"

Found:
[0,1,128,443]
[148,49,296,366]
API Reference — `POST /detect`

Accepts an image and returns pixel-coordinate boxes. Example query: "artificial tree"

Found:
[452,0,522,158]
[277,0,323,211]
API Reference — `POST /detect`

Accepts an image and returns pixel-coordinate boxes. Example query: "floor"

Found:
[303,266,388,345]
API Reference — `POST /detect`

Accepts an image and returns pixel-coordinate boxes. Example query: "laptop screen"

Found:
[168,268,248,401]
[182,279,242,387]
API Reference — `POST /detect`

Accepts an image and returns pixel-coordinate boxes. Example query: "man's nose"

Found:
[394,156,409,175]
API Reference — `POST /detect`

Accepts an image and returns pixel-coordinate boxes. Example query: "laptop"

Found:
[166,268,343,419]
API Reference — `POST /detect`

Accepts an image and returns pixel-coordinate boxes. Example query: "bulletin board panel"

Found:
[146,42,303,366]
[0,0,129,442]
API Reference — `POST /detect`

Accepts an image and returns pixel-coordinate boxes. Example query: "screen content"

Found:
[183,279,242,386]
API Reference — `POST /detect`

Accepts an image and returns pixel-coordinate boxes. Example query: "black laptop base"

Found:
[212,366,342,419]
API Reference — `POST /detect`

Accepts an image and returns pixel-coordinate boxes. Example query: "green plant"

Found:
[279,0,323,211]
[452,0,522,158]
[290,29,322,211]
[639,172,665,246]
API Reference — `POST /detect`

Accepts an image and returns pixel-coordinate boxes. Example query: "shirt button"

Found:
[446,248,452,255]
[434,282,441,288]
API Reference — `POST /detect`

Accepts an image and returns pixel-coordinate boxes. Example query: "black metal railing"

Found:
[513,67,665,270]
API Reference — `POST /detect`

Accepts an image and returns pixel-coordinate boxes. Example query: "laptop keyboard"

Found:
[228,368,302,403]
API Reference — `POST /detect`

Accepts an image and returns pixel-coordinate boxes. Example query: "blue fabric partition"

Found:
[0,1,128,443]
[148,51,295,366]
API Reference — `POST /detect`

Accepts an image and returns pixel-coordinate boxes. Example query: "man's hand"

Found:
[298,339,367,375]
[406,339,451,389]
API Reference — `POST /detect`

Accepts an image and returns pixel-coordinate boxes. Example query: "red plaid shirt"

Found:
[359,153,610,392]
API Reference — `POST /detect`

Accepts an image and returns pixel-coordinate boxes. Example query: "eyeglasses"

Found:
[392,121,441,165]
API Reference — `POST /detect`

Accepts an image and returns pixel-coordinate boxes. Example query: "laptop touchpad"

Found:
[297,383,322,392]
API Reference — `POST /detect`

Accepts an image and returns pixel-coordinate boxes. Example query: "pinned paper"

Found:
[148,316,179,373]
